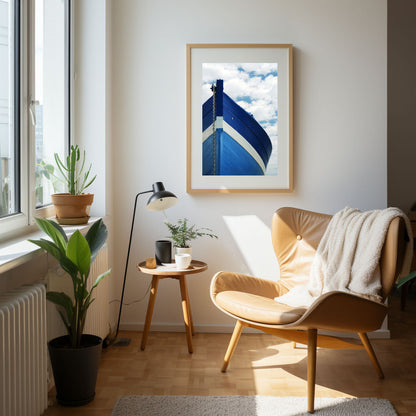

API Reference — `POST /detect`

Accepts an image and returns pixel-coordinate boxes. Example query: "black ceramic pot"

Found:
[48,334,102,406]
[155,240,172,264]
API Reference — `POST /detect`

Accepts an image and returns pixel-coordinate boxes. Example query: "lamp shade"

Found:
[146,182,178,211]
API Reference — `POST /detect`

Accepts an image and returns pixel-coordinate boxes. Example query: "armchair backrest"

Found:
[271,207,406,300]
[271,208,331,291]
[379,216,406,299]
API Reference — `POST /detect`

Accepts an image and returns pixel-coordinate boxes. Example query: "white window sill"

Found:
[0,217,101,275]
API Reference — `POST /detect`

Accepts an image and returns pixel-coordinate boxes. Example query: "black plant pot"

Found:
[155,240,172,265]
[48,334,102,406]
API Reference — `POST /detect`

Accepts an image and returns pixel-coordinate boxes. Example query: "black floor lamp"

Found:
[110,182,178,346]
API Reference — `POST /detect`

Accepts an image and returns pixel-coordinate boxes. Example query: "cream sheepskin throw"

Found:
[275,207,413,308]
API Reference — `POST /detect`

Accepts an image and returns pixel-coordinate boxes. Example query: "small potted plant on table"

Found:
[48,145,97,225]
[29,218,110,406]
[164,218,218,258]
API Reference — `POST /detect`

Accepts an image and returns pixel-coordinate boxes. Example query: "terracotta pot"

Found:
[51,193,94,225]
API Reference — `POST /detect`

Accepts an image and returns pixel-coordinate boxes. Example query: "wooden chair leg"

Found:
[221,320,244,372]
[307,329,317,414]
[358,332,384,379]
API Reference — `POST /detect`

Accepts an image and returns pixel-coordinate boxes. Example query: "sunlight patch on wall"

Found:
[223,215,280,281]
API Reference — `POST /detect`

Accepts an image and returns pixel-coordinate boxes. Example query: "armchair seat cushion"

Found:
[216,290,307,325]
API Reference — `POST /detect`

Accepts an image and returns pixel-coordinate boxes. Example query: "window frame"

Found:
[0,0,28,236]
[0,0,72,240]
[13,0,21,215]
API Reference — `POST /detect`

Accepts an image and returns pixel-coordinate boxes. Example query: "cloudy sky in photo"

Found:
[202,63,278,176]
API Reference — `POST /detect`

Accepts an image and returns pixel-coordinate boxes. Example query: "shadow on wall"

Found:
[223,215,280,282]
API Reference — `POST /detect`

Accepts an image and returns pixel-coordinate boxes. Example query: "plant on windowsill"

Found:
[41,145,97,225]
[164,218,218,257]
[29,217,110,406]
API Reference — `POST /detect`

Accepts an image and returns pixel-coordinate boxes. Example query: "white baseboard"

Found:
[119,322,390,339]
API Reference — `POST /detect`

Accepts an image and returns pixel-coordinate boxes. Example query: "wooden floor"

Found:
[43,291,416,416]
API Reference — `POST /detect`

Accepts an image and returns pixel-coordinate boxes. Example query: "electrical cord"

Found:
[103,281,152,348]
[108,281,152,306]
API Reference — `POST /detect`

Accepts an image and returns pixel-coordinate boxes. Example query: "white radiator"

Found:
[83,245,110,339]
[0,284,48,416]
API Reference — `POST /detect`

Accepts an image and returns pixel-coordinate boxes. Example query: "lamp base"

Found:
[103,335,131,348]
[113,337,131,347]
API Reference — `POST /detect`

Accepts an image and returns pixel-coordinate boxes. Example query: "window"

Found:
[0,0,70,236]
[33,0,70,208]
[0,0,19,218]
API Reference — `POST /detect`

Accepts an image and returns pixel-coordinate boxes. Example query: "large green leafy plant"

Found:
[29,218,110,347]
[165,218,218,248]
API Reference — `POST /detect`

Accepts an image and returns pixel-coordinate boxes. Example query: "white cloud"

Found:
[239,63,277,75]
[202,64,277,116]
[237,98,277,125]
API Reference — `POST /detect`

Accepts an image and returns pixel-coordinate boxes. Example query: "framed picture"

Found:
[186,44,293,193]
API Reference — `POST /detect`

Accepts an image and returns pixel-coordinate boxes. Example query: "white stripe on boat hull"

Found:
[202,117,266,174]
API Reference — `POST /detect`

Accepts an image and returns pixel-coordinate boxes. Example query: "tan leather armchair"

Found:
[211,207,407,413]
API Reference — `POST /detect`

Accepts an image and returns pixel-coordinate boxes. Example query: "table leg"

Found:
[184,277,195,336]
[179,275,193,353]
[141,275,160,351]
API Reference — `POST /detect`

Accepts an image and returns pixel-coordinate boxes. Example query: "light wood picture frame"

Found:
[186,43,293,193]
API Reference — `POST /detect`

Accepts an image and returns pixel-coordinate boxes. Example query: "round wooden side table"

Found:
[137,260,208,353]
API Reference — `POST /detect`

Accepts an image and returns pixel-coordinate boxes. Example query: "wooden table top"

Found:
[137,260,208,276]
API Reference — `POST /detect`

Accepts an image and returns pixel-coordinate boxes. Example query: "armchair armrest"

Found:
[289,291,388,333]
[210,271,288,301]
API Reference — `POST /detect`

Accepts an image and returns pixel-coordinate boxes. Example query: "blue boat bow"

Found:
[202,79,272,176]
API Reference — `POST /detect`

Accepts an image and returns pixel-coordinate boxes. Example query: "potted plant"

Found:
[48,145,97,225]
[29,218,110,406]
[164,218,218,257]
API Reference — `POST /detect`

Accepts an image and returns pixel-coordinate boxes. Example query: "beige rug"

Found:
[111,395,397,415]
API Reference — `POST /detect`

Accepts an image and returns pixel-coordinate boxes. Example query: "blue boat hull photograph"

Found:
[202,79,272,176]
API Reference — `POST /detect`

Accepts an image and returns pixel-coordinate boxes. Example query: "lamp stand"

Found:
[106,189,152,347]
[103,182,177,348]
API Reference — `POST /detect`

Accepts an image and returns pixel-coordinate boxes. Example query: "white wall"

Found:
[73,0,115,325]
[111,0,387,332]
[73,0,112,219]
